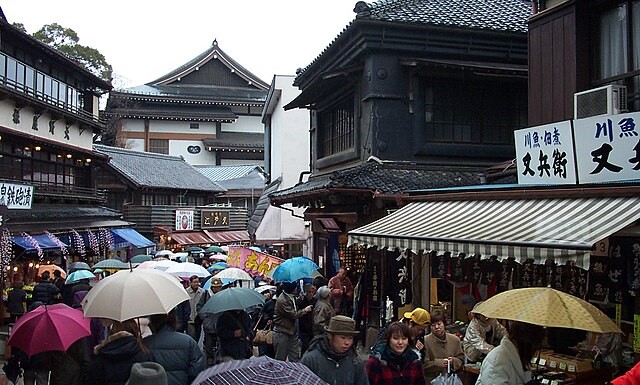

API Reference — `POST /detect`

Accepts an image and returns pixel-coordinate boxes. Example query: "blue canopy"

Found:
[12,234,68,253]
[111,228,154,248]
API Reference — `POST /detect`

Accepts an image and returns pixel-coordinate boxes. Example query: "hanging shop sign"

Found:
[515,120,576,185]
[175,210,194,231]
[0,182,33,209]
[200,209,230,229]
[574,111,640,184]
[226,246,284,277]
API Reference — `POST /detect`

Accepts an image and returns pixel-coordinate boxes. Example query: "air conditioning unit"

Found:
[574,84,627,119]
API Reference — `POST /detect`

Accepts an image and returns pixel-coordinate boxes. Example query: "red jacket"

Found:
[613,362,640,385]
[366,350,426,385]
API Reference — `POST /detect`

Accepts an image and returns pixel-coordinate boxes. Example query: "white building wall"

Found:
[222,115,264,133]
[0,103,94,149]
[255,75,310,245]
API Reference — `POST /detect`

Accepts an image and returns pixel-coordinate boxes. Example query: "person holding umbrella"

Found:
[273,281,313,362]
[423,311,465,382]
[475,321,545,385]
[186,275,205,343]
[462,302,507,363]
[216,308,254,361]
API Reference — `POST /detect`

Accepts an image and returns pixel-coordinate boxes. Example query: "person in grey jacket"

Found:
[144,310,204,385]
[273,281,312,362]
[312,286,335,337]
[301,315,367,385]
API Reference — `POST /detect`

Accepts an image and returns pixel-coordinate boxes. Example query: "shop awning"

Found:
[348,197,640,269]
[111,228,154,248]
[12,233,68,252]
[203,230,249,244]
[170,231,214,246]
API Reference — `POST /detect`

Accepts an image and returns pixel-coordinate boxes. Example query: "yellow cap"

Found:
[404,308,430,326]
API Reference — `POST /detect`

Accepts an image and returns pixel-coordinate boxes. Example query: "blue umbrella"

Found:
[65,270,96,284]
[271,257,320,283]
[207,262,227,273]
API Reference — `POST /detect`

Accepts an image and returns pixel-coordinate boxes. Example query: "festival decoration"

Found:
[44,230,68,258]
[86,229,99,255]
[21,232,43,260]
[70,229,85,256]
[0,228,13,267]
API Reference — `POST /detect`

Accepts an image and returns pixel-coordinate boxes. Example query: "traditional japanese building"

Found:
[0,9,146,272]
[104,40,268,166]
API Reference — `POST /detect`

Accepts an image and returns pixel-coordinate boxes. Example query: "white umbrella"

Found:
[209,254,227,261]
[165,262,211,278]
[155,250,173,257]
[153,259,180,272]
[254,285,277,294]
[136,260,159,270]
[82,269,189,322]
[215,267,253,281]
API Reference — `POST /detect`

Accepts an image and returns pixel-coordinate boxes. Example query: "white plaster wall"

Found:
[169,140,217,165]
[220,158,261,166]
[222,115,264,133]
[120,119,146,132]
[255,203,307,242]
[0,101,94,149]
[149,120,218,133]
[269,76,311,189]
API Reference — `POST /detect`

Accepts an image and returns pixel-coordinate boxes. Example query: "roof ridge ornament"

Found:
[212,39,218,47]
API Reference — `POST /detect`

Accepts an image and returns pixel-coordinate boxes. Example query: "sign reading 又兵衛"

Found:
[515,121,576,184]
[574,112,640,184]
[0,182,33,209]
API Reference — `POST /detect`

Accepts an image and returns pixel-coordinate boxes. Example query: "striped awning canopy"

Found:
[348,197,640,269]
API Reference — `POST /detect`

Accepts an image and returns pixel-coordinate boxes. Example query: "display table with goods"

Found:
[530,350,613,385]
[459,351,613,385]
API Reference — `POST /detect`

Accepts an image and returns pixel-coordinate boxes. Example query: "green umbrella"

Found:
[92,258,129,269]
[200,287,265,314]
[205,246,225,254]
[130,255,153,264]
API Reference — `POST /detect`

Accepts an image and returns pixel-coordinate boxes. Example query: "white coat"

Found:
[475,336,531,385]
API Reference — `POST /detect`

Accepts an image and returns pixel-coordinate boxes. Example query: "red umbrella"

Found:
[8,303,91,356]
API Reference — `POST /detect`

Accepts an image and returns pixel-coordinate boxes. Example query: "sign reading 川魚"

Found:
[226,246,284,277]
[514,121,577,185]
[574,111,640,184]
[0,182,33,209]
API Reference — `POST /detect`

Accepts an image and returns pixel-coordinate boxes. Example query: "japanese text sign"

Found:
[515,121,576,184]
[226,246,284,277]
[574,112,640,183]
[0,182,33,209]
[175,210,194,231]
[200,209,230,229]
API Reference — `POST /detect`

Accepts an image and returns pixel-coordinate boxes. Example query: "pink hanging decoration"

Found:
[70,229,86,256]
[87,229,99,255]
[0,229,13,267]
[21,232,43,260]
[44,230,68,257]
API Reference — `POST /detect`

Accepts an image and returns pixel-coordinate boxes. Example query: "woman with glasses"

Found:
[424,311,465,383]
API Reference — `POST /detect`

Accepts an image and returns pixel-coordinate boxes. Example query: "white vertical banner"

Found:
[514,121,576,185]
[574,112,640,184]
[175,210,194,231]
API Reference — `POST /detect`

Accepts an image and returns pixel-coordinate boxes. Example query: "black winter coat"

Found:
[85,331,152,385]
[143,326,204,385]
[217,310,253,359]
[31,280,59,304]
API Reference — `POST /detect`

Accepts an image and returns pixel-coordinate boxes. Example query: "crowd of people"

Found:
[1,261,638,385]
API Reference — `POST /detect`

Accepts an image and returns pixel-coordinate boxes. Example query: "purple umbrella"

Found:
[191,356,329,385]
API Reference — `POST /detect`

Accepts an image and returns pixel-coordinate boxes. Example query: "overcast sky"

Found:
[3,1,357,88]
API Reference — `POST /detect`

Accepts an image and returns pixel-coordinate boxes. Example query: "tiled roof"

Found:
[113,84,267,104]
[271,159,485,201]
[356,0,531,34]
[94,145,226,192]
[195,165,263,181]
[202,133,264,151]
[248,177,282,236]
[215,169,266,191]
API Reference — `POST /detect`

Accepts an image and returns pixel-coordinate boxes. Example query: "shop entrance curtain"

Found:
[348,196,640,269]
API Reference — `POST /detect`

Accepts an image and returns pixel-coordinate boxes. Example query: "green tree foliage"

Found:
[26,23,112,83]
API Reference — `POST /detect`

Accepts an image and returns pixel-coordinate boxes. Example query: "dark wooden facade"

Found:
[529,0,640,125]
